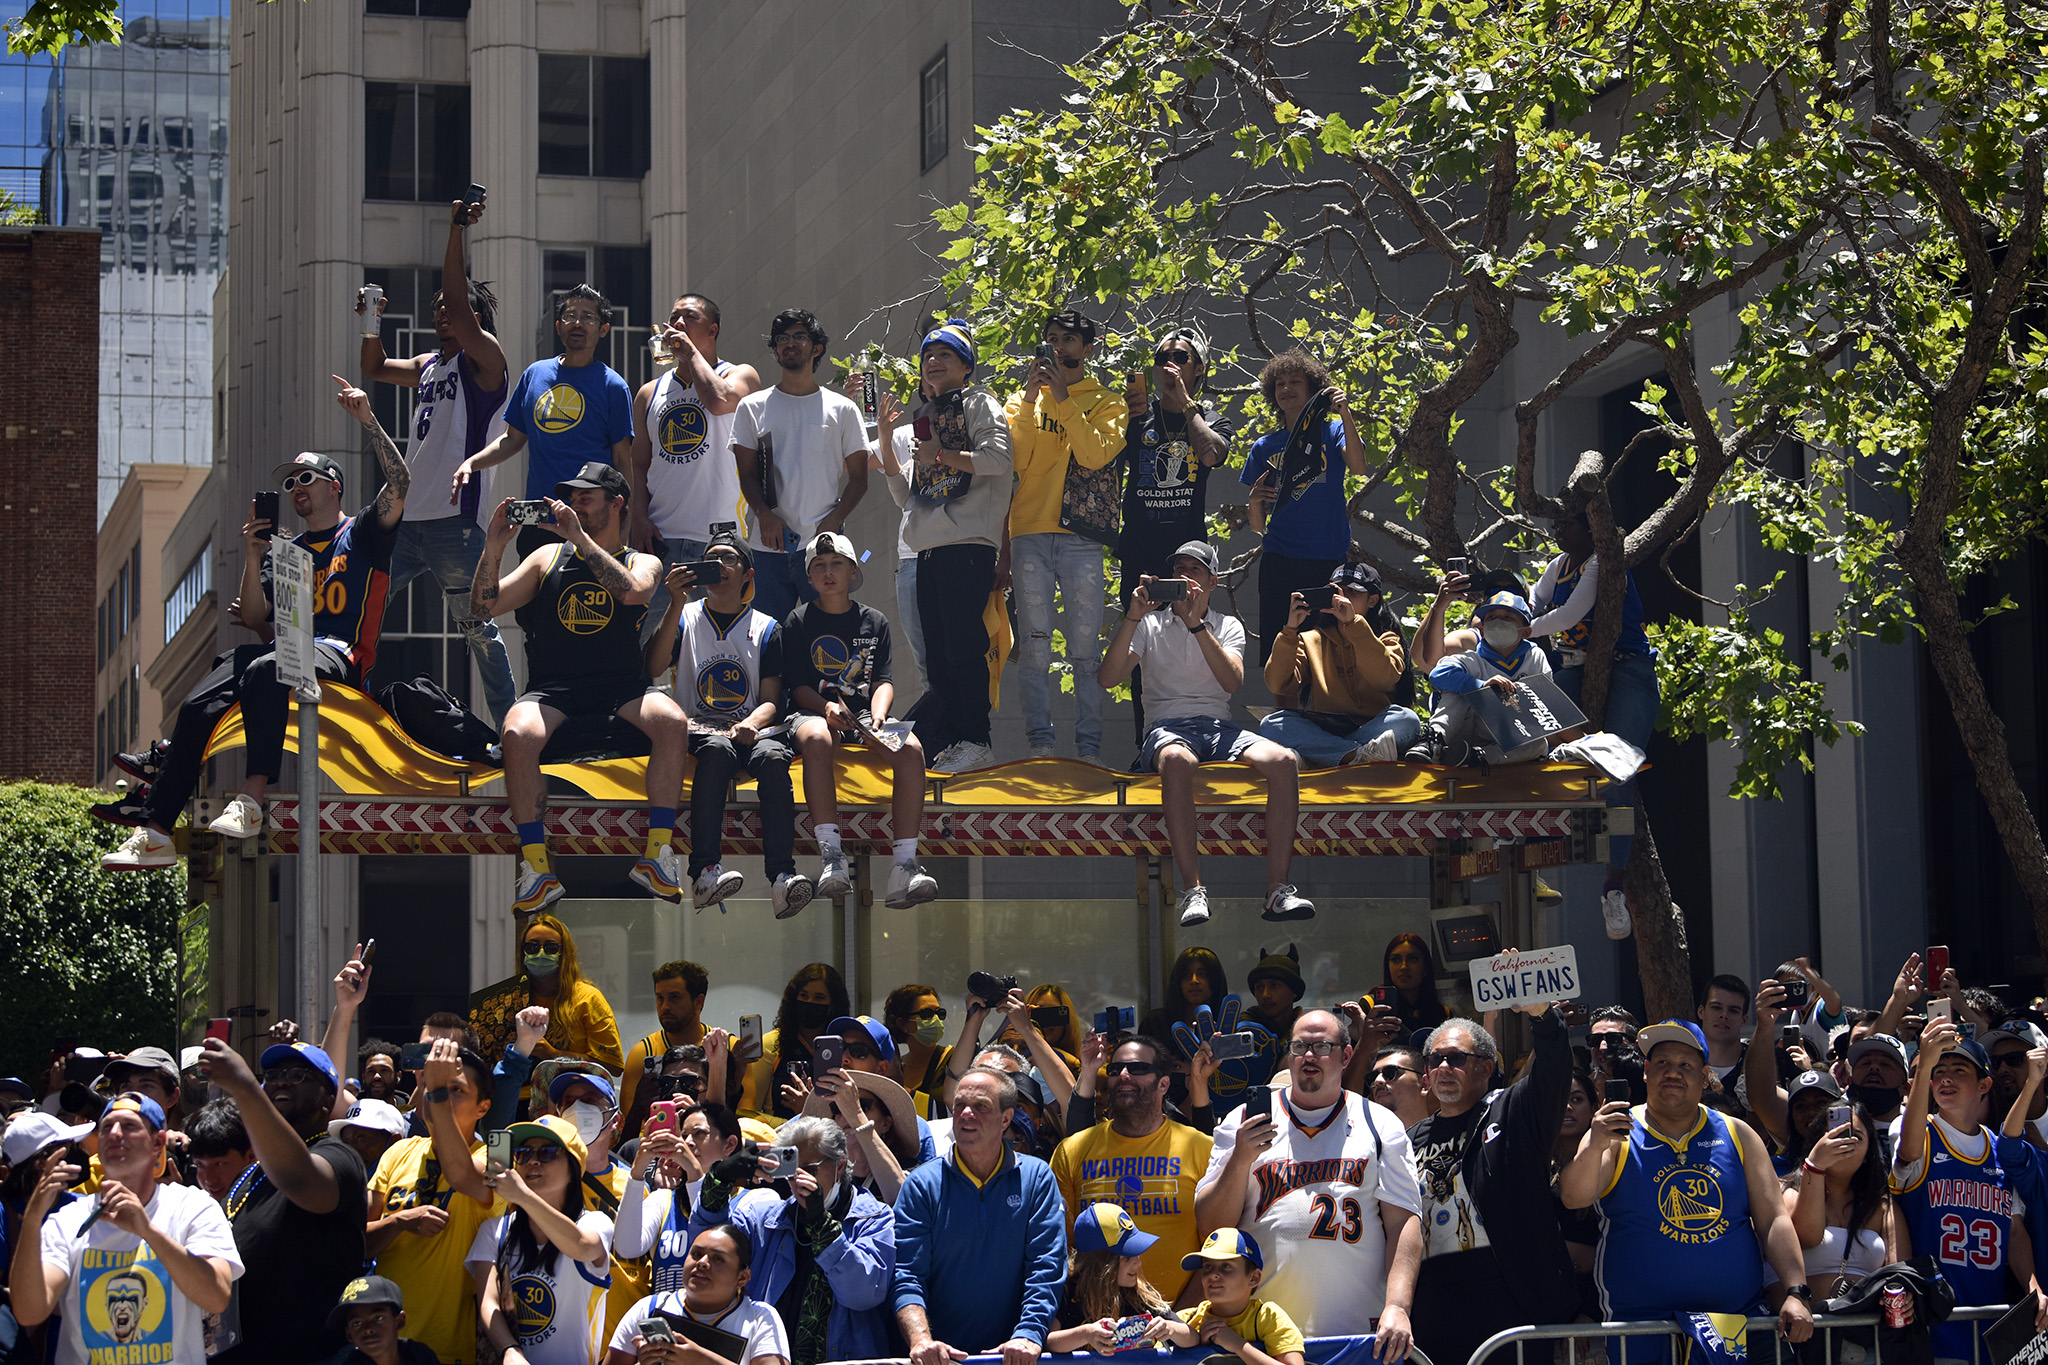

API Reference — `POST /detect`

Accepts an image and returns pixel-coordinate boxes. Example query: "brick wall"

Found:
[0,229,101,784]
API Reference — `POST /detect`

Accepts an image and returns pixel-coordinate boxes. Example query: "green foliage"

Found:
[0,187,39,225]
[0,782,187,1081]
[5,0,121,55]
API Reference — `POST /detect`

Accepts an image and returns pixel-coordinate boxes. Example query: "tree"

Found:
[5,0,122,55]
[0,782,187,1082]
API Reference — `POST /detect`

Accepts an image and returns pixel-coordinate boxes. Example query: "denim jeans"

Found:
[1258,705,1422,767]
[1011,531,1106,754]
[388,517,518,725]
[896,556,927,688]
[643,535,710,642]
[747,544,816,626]
[1555,650,1661,870]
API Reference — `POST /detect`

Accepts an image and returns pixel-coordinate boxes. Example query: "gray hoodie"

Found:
[886,384,1014,552]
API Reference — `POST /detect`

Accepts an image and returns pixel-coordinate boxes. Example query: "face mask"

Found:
[913,1017,948,1047]
[795,1000,835,1029]
[1008,1110,1037,1152]
[1481,621,1522,653]
[525,953,561,977]
[1847,1083,1900,1114]
[567,1101,609,1145]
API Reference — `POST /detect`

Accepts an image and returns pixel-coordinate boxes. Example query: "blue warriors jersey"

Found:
[1542,555,1651,656]
[1594,1106,1764,1321]
[1894,1119,2018,1360]
[265,505,398,678]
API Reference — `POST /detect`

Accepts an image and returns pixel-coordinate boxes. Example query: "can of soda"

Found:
[650,331,674,371]
[359,284,384,338]
[1882,1284,1910,1328]
[860,371,877,423]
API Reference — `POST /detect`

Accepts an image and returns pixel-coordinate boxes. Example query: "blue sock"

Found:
[646,806,677,857]
[517,820,545,846]
[517,821,549,875]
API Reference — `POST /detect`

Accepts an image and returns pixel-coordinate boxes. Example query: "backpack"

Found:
[375,675,502,764]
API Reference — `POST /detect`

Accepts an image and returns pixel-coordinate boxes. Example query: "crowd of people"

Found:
[84,192,1657,936]
[6,933,2046,1365]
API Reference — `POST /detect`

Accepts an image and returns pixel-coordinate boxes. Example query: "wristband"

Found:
[1187,619,1208,635]
[426,1087,451,1104]
[1801,1160,1828,1176]
[852,1120,876,1136]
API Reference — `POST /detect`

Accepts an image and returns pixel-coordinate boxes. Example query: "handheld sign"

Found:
[269,537,319,692]
[1467,672,1586,753]
[1469,945,1582,1008]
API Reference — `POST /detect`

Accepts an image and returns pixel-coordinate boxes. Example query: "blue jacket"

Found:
[890,1148,1067,1350]
[690,1181,898,1361]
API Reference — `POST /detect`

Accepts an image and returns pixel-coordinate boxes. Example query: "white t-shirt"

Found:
[888,426,915,560]
[1196,1087,1424,1337]
[40,1181,245,1365]
[729,386,870,546]
[610,1290,789,1365]
[1129,606,1247,723]
[407,348,509,524]
[465,1208,614,1365]
[647,364,749,543]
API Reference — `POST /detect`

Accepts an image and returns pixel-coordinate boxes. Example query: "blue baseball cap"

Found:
[1074,1203,1160,1257]
[547,1070,618,1108]
[99,1092,167,1132]
[260,1041,341,1092]
[1638,1019,1709,1060]
[1478,591,1532,624]
[1182,1227,1263,1271]
[1941,1037,1993,1077]
[827,1016,896,1063]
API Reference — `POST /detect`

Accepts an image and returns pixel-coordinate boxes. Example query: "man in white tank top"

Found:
[356,196,518,722]
[630,293,762,639]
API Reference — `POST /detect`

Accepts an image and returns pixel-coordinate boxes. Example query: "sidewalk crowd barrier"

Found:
[1470,1304,2013,1365]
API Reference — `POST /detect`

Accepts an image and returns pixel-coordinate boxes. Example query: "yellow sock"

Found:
[645,807,677,859]
[521,842,551,875]
[644,828,672,858]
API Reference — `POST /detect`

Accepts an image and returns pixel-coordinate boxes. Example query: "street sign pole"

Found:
[269,538,323,1025]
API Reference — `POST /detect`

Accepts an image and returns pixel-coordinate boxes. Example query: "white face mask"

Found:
[567,1101,609,1145]
[1482,621,1523,653]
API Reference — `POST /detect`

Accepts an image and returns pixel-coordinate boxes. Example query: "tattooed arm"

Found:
[332,374,409,530]
[471,499,548,618]
[547,495,660,605]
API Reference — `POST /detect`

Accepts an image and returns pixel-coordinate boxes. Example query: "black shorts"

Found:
[518,677,653,721]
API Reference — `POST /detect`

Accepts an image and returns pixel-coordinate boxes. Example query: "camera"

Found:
[967,971,1019,1004]
[506,499,554,527]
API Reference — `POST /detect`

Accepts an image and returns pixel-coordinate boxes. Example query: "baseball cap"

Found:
[3,1112,93,1167]
[1638,1019,1709,1060]
[706,531,754,572]
[1478,590,1533,624]
[328,1098,408,1141]
[547,1070,618,1109]
[326,1275,405,1332]
[104,1047,179,1089]
[1787,1069,1842,1103]
[99,1093,167,1132]
[506,1113,589,1170]
[1332,563,1382,595]
[828,1016,895,1062]
[552,461,631,504]
[1157,324,1210,368]
[1074,1203,1160,1257]
[1168,540,1221,576]
[271,451,345,488]
[260,1042,342,1093]
[805,530,865,591]
[1044,309,1097,343]
[178,1047,206,1075]
[1847,1033,1910,1073]
[1939,1037,1993,1077]
[1987,1021,2048,1051]
[1182,1227,1263,1271]
[0,1075,35,1102]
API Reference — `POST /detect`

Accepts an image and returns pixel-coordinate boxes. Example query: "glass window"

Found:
[130,541,141,622]
[537,55,648,180]
[365,0,470,15]
[920,49,948,172]
[364,81,469,202]
[537,54,590,177]
[363,81,415,201]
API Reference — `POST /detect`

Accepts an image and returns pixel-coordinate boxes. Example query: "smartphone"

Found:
[1368,985,1391,1007]
[640,1317,676,1346]
[253,490,280,541]
[736,1015,765,1061]
[51,1036,76,1064]
[1095,1006,1135,1036]
[1927,998,1954,1025]
[1779,1023,1802,1047]
[1927,945,1950,983]
[913,414,933,441]
[1303,585,1338,611]
[761,1144,800,1179]
[1779,977,1809,1010]
[507,499,554,527]
[1605,1078,1632,1103]
[1148,577,1188,604]
[464,181,487,210]
[1243,1084,1273,1121]
[399,1042,433,1071]
[205,1018,232,1046]
[1827,1102,1853,1130]
[485,1129,513,1174]
[1034,343,1056,368]
[360,938,377,967]
[811,1035,845,1074]
[1209,1031,1259,1062]
[788,1059,810,1082]
[680,559,726,585]
[646,1099,681,1136]
[1447,557,1468,577]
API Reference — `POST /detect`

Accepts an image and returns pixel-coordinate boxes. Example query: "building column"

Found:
[298,2,366,470]
[648,0,688,316]
[471,854,518,992]
[469,1,540,512]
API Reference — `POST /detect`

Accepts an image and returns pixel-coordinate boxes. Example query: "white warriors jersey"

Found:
[408,349,509,523]
[1196,1087,1424,1336]
[673,599,777,724]
[647,364,751,543]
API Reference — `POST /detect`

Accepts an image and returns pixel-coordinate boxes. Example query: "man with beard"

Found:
[356,1040,403,1104]
[617,959,712,1119]
[470,461,688,914]
[1052,1035,1212,1304]
[1405,1007,1572,1365]
[1195,1010,1423,1357]
[1989,1022,2048,1145]
[200,1038,368,1365]
[1841,1033,1912,1162]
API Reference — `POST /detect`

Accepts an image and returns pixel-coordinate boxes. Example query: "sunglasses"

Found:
[512,1145,564,1166]
[1992,1053,2033,1068]
[1105,1061,1161,1076]
[911,1007,947,1022]
[1154,348,1194,365]
[1590,1034,1631,1049]
[1426,1049,1475,1071]
[281,471,335,490]
[1374,1065,1418,1083]
[843,1042,878,1061]
[1288,1040,1340,1057]
[522,941,562,956]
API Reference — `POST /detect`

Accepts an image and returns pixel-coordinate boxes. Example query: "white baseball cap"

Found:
[3,1111,93,1167]
[327,1098,407,1140]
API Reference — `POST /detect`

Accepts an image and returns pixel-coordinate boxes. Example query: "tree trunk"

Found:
[1622,801,1695,1022]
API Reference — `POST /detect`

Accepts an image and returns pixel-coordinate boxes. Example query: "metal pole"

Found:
[297,682,322,1028]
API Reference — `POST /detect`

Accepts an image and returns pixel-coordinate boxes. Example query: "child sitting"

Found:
[1153,1229,1306,1365]
[1045,1204,1176,1354]
[1410,590,1554,766]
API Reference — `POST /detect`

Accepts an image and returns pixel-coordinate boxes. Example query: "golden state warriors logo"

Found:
[1153,439,1193,488]
[1655,1164,1729,1243]
[696,658,750,714]
[558,584,615,634]
[534,383,587,434]
[658,402,708,463]
[510,1273,558,1339]
[811,635,852,685]
[81,1252,171,1359]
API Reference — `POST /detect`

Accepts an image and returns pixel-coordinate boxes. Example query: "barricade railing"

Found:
[1470,1304,2011,1365]
[826,1342,1422,1365]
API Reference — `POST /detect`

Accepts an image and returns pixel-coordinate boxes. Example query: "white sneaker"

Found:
[103,825,175,871]
[1362,732,1401,763]
[817,849,852,898]
[1261,883,1315,921]
[772,872,816,920]
[885,861,939,908]
[1602,887,1632,940]
[208,794,264,839]
[1028,744,1056,760]
[1176,886,1210,927]
[931,741,995,774]
[692,865,745,909]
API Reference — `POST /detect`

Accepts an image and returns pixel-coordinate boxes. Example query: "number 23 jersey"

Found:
[1197,1089,1423,1336]
[1894,1115,2017,1360]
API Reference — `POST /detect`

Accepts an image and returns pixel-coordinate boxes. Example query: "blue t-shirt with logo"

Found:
[504,356,635,498]
[1242,416,1349,560]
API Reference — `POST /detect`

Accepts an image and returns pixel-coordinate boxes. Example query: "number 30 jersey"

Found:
[1198,1089,1423,1336]
[1593,1106,1765,1321]
[1894,1116,2017,1360]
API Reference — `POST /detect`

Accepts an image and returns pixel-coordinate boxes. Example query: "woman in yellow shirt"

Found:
[469,914,624,1072]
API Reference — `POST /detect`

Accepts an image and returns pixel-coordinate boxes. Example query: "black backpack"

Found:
[375,676,502,764]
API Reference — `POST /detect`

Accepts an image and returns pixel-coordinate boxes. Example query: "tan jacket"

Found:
[1265,618,1406,714]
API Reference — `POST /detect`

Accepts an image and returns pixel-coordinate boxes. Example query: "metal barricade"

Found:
[1469,1305,2013,1365]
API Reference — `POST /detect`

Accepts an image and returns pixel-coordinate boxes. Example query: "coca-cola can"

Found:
[860,371,877,422]
[1882,1284,1910,1327]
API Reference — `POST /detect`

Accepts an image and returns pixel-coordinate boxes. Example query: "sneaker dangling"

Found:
[1261,884,1315,922]
[885,862,938,909]
[1176,886,1211,928]
[692,865,745,910]
[102,825,176,871]
[816,849,852,899]
[207,794,265,839]
[772,872,816,920]
[1601,886,1632,940]
[512,867,565,916]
